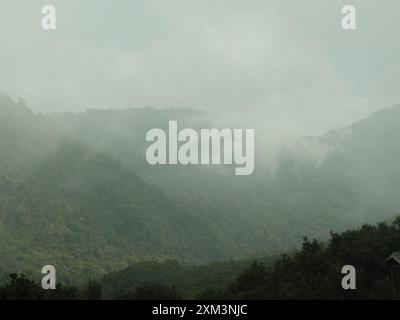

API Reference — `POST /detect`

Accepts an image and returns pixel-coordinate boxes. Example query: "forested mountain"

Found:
[1,92,400,282]
[0,95,227,281]
[44,98,400,243]
[2,218,398,300]
[99,218,400,300]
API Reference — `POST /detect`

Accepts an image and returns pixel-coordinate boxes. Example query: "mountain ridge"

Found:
[1,92,400,281]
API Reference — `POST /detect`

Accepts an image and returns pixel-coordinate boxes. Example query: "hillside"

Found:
[2,218,398,300]
[100,218,400,300]
[1,92,400,281]
[44,102,400,240]
[0,96,225,280]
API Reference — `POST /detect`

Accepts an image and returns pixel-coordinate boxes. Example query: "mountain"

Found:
[44,102,400,239]
[1,92,400,282]
[0,96,224,281]
[2,218,399,299]
[100,218,400,300]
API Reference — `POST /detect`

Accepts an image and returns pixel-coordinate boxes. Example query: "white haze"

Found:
[0,0,399,165]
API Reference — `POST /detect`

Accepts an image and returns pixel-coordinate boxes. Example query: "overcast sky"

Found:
[0,0,399,140]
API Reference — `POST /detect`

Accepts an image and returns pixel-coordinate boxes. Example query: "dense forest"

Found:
[1,218,399,299]
[2,92,400,284]
[1,92,400,301]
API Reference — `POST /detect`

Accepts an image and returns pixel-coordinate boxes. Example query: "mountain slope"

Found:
[1,92,400,281]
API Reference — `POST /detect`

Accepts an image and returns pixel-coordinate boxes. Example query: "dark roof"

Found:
[386,252,400,264]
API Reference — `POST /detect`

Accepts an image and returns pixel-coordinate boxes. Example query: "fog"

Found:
[0,0,399,158]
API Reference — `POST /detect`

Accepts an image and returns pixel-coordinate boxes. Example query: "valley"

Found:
[1,92,400,283]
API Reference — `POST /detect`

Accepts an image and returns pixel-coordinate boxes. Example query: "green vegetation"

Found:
[101,218,400,299]
[0,273,102,300]
[1,218,399,299]
[1,92,400,292]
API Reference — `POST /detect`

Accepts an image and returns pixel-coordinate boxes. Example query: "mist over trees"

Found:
[2,218,399,300]
[1,93,400,298]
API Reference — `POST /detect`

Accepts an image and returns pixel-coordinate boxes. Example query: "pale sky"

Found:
[0,0,399,140]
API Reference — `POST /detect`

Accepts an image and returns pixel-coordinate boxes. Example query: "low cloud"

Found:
[0,0,398,163]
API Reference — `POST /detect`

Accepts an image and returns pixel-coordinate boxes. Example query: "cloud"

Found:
[364,67,400,110]
[0,0,396,153]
